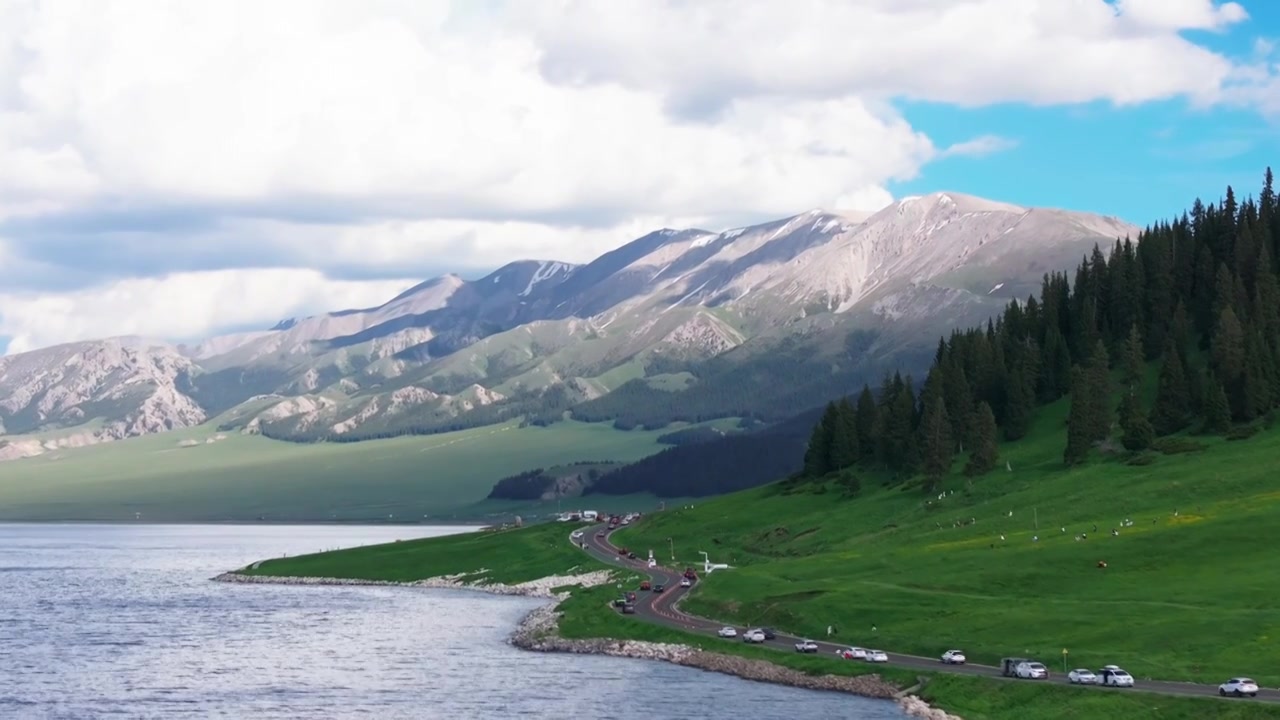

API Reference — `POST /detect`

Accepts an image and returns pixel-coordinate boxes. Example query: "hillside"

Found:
[613,401,1280,687]
[0,192,1135,460]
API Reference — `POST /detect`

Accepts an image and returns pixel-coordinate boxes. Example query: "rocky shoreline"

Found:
[213,569,961,719]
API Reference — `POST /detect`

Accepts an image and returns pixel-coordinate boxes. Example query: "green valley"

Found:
[0,420,675,522]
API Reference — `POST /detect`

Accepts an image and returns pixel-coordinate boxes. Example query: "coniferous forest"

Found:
[801,169,1280,489]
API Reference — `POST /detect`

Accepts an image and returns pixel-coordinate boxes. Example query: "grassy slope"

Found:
[0,420,671,522]
[238,509,1280,720]
[245,520,601,584]
[612,397,1280,686]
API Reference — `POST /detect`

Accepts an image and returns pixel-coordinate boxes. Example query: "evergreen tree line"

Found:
[803,168,1280,485]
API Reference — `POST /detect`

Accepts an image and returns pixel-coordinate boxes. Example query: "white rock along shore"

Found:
[213,569,960,718]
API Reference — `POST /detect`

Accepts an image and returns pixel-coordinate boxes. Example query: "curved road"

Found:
[575,522,1278,705]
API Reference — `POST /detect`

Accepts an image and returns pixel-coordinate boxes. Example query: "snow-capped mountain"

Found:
[0,192,1139,456]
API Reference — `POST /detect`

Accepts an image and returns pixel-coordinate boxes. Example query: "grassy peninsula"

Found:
[238,403,1280,720]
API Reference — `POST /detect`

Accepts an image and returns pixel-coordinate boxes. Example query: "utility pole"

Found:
[668,537,675,561]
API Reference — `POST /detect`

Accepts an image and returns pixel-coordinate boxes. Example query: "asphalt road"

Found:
[575,522,1278,705]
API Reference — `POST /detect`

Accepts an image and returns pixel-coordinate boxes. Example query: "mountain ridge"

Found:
[0,191,1139,459]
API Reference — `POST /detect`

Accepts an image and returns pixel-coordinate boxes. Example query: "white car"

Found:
[838,647,868,660]
[1068,668,1099,685]
[1016,661,1048,679]
[865,650,888,663]
[940,650,966,664]
[742,629,766,643]
[1098,666,1134,687]
[680,578,692,588]
[794,639,819,653]
[717,626,737,638]
[1219,678,1259,698]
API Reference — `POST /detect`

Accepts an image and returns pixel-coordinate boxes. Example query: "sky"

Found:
[1,0,1278,356]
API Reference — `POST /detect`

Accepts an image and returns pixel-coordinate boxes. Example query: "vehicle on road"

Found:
[838,647,868,660]
[1068,668,1099,685]
[679,578,691,588]
[639,580,651,591]
[595,531,604,538]
[612,596,627,608]
[652,584,665,593]
[759,627,777,640]
[717,626,738,638]
[1002,658,1048,679]
[1220,678,1260,697]
[628,552,637,559]
[794,639,819,653]
[940,649,966,664]
[742,629,766,643]
[621,603,636,614]
[1098,666,1134,688]
[865,650,888,663]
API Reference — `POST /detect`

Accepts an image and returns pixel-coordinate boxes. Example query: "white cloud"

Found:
[940,136,1021,159]
[0,270,418,356]
[517,0,1265,111]
[0,0,1274,353]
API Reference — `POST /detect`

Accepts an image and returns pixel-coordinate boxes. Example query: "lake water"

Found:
[0,523,905,719]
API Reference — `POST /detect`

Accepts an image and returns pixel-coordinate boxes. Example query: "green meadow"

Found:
[614,397,1280,687]
[0,419,673,521]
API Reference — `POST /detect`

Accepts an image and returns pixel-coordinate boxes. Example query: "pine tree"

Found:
[1038,324,1072,402]
[1202,374,1232,434]
[854,386,879,463]
[803,402,836,477]
[827,398,859,470]
[1212,306,1246,418]
[943,361,974,450]
[1121,324,1144,387]
[1085,340,1112,442]
[964,401,999,476]
[1149,341,1191,436]
[1003,353,1035,441]
[1119,389,1155,451]
[920,397,953,482]
[1064,367,1092,466]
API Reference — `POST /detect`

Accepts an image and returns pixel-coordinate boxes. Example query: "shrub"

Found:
[1151,437,1208,455]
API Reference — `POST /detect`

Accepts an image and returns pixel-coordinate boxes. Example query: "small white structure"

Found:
[581,510,599,521]
[698,551,731,574]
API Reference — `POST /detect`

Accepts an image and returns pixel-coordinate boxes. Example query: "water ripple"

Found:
[0,523,905,719]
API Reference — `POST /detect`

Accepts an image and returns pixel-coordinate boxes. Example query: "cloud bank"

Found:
[0,0,1273,354]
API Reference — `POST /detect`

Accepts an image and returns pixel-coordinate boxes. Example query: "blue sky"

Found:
[0,0,1277,356]
[894,1,1280,226]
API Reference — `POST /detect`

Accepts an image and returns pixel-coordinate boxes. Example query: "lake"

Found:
[0,522,906,719]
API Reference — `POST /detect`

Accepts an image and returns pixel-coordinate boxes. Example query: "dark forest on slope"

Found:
[799,168,1280,491]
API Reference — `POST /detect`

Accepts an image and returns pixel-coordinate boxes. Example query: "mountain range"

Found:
[0,192,1137,461]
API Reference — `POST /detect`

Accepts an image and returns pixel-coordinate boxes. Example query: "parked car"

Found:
[838,647,868,660]
[1068,668,1099,685]
[940,650,966,664]
[717,626,738,638]
[1219,678,1260,697]
[1098,666,1134,688]
[1013,661,1048,679]
[794,640,819,653]
[865,650,888,663]
[742,629,766,643]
